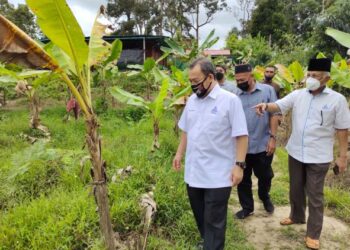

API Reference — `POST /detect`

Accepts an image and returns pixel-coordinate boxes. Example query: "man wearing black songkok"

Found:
[254,58,350,249]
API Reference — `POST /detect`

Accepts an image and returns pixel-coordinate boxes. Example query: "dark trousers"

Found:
[288,155,330,239]
[237,152,274,211]
[187,185,232,250]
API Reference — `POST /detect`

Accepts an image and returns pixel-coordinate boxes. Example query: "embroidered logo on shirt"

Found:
[211,106,218,114]
[322,104,331,110]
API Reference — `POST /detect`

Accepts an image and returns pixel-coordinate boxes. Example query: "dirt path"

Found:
[234,203,350,250]
[230,173,350,250]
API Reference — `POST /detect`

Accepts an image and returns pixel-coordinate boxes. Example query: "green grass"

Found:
[270,148,290,206]
[0,106,252,250]
[1,104,348,249]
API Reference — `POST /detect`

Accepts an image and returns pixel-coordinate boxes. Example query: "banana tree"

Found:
[167,65,191,135]
[161,29,219,70]
[127,57,159,100]
[275,61,305,92]
[15,70,56,133]
[0,2,121,249]
[110,77,170,151]
[325,28,350,89]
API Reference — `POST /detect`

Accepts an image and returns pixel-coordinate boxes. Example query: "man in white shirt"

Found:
[254,58,350,250]
[173,57,249,250]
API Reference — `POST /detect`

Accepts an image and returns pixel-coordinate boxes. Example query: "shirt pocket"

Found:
[319,109,334,127]
[187,108,199,129]
[204,110,229,132]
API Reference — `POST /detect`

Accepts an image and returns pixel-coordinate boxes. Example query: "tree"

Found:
[154,0,192,37]
[110,76,170,151]
[0,0,39,38]
[311,0,350,55]
[0,3,122,249]
[226,33,272,66]
[186,0,227,44]
[107,0,162,35]
[246,0,289,46]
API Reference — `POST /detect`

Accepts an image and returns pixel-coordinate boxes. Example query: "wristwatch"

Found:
[269,133,277,140]
[236,161,246,170]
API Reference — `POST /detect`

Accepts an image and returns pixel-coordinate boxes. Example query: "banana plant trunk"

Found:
[152,120,160,151]
[86,115,116,250]
[0,88,6,106]
[29,93,40,129]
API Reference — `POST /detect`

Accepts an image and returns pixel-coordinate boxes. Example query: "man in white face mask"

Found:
[253,58,350,250]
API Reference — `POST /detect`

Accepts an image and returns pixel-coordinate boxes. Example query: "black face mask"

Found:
[216,72,224,81]
[191,76,212,98]
[237,81,249,91]
[264,75,273,82]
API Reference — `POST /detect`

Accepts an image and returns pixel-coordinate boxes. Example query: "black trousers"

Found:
[187,185,232,250]
[237,152,274,211]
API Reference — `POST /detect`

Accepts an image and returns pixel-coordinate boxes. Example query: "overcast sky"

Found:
[8,0,242,49]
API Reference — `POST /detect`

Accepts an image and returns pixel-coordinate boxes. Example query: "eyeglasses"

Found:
[190,75,208,85]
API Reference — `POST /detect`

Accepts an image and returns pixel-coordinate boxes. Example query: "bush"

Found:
[0,189,100,250]
[0,141,85,209]
[115,106,146,122]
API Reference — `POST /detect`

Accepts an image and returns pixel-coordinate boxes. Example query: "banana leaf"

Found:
[103,39,123,66]
[0,14,58,70]
[26,0,88,75]
[44,42,76,75]
[148,78,169,121]
[325,27,350,49]
[288,61,304,83]
[110,86,147,109]
[88,6,113,68]
[275,64,294,83]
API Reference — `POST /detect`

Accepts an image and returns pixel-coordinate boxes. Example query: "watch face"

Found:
[236,162,246,169]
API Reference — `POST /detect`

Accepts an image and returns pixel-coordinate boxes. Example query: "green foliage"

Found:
[27,0,89,74]
[161,29,219,69]
[0,0,40,38]
[0,140,85,209]
[246,0,289,46]
[325,187,350,223]
[311,0,350,55]
[326,27,350,49]
[270,34,315,65]
[0,189,100,250]
[115,106,146,122]
[94,96,109,115]
[226,34,272,66]
[0,106,254,249]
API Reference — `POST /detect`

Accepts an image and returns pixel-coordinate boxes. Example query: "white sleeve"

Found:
[229,96,248,137]
[335,95,350,129]
[178,103,188,132]
[275,90,299,115]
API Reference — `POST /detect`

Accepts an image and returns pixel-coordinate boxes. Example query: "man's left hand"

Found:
[335,156,348,173]
[231,166,243,187]
[266,137,276,156]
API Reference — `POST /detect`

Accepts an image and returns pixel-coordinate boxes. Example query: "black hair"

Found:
[190,57,216,78]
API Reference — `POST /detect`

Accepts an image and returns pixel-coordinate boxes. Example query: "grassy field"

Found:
[0,103,348,250]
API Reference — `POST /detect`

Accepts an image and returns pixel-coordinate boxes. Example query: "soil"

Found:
[233,204,350,250]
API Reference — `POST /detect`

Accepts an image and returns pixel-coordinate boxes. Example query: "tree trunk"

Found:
[0,88,6,106]
[29,93,40,129]
[152,120,160,151]
[86,116,116,250]
[195,3,199,46]
[173,109,179,137]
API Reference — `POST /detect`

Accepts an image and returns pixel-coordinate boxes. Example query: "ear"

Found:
[324,75,331,84]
